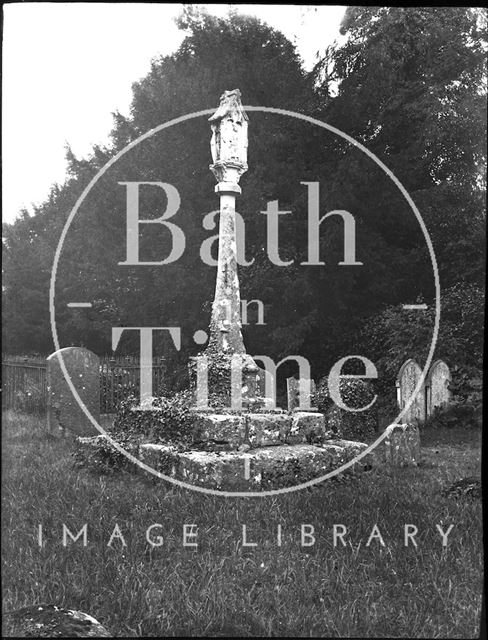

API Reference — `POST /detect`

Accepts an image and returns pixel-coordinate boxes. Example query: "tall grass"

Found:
[2,410,482,637]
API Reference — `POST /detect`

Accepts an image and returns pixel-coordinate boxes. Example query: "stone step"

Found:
[140,440,374,491]
[192,410,331,449]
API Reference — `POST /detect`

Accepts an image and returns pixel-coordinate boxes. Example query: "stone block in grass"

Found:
[382,423,420,467]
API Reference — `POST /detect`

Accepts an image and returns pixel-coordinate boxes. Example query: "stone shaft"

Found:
[208,189,246,353]
[207,89,248,355]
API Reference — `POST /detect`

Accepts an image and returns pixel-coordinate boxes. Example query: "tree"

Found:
[316,7,486,288]
[2,7,317,378]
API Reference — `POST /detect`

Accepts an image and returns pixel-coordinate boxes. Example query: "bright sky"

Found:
[2,3,346,223]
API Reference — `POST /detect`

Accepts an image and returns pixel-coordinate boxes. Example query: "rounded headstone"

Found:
[46,347,100,436]
[426,359,451,416]
[396,359,426,424]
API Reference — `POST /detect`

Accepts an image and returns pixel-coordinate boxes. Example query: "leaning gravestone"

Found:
[47,347,100,437]
[426,359,451,416]
[382,423,420,467]
[396,359,426,424]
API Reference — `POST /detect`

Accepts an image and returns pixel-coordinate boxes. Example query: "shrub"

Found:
[315,377,378,441]
[73,390,197,473]
[423,364,483,430]
[424,403,480,430]
[72,434,138,475]
[448,365,483,406]
[73,387,246,473]
[357,283,484,398]
[111,390,197,447]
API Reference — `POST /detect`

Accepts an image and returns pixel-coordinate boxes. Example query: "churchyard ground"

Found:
[2,410,482,637]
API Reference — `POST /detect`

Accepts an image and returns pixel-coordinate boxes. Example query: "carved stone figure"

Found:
[209,89,248,184]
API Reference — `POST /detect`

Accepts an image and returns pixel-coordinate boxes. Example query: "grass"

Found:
[2,410,483,637]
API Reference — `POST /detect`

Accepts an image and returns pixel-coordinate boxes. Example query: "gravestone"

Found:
[396,359,426,424]
[382,423,420,467]
[426,359,451,416]
[287,376,317,411]
[47,347,100,437]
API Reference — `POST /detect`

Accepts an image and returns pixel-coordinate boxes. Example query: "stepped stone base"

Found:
[76,434,375,491]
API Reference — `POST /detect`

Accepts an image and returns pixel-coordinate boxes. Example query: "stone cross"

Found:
[207,89,249,354]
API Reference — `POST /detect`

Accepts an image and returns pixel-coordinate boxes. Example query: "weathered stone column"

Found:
[207,89,249,355]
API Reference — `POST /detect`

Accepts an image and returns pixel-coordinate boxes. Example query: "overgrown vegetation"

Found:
[112,392,196,445]
[422,364,483,431]
[2,411,482,637]
[315,378,379,440]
